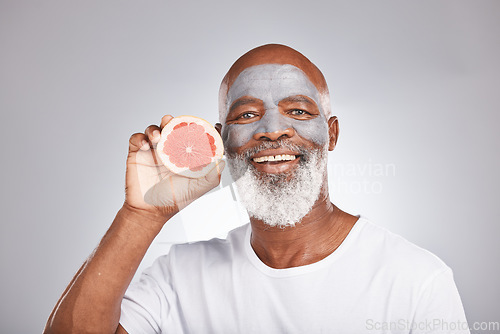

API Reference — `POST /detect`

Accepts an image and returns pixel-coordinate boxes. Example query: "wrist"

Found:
[117,203,175,236]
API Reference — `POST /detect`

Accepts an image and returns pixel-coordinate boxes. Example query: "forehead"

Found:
[226,64,320,106]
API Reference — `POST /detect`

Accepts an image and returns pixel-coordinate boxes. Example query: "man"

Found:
[45,44,469,333]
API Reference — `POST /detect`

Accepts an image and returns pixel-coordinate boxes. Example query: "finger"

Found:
[144,125,161,145]
[160,115,174,129]
[198,160,226,188]
[129,133,150,153]
[213,159,226,183]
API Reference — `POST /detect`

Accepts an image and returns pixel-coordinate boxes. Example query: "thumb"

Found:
[193,160,225,193]
[205,160,225,184]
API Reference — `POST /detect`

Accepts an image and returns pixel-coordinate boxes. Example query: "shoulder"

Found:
[354,218,450,278]
[142,224,249,282]
[168,223,249,265]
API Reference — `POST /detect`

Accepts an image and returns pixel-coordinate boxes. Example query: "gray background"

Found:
[1,0,499,333]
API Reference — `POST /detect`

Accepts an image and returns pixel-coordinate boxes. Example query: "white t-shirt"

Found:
[120,218,469,334]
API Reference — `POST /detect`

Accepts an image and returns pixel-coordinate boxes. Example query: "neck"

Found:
[249,185,358,269]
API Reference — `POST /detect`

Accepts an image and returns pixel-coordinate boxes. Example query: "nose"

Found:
[253,127,295,141]
[252,108,296,141]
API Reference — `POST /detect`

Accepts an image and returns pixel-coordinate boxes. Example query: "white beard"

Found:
[227,142,328,228]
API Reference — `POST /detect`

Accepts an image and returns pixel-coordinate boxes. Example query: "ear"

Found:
[327,116,339,151]
[215,123,222,136]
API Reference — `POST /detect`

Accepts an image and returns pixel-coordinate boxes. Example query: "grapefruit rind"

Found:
[156,115,224,179]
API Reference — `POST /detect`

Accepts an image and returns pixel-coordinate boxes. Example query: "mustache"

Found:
[227,141,310,161]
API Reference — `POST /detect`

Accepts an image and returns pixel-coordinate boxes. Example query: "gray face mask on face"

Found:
[221,64,330,150]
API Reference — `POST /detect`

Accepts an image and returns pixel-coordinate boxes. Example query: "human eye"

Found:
[289,109,309,116]
[239,112,257,119]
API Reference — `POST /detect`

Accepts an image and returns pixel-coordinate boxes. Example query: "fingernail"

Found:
[152,130,161,140]
[140,140,149,150]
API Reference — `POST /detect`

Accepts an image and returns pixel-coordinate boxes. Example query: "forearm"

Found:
[44,205,170,334]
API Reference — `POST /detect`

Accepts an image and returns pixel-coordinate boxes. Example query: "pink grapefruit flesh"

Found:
[156,115,224,178]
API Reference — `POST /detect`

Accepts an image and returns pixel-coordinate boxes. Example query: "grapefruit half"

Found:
[156,115,224,178]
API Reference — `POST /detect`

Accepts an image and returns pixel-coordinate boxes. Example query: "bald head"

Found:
[218,44,331,123]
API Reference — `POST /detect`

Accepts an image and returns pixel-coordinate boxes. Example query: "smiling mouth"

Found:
[252,154,298,163]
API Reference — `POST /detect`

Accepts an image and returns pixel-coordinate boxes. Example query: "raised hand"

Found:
[124,115,224,224]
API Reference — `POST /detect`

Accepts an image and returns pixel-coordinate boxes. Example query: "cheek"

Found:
[222,123,259,149]
[291,118,329,145]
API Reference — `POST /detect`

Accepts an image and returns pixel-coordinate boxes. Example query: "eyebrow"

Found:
[229,98,261,113]
[280,96,315,105]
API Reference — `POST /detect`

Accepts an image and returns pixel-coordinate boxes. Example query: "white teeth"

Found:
[253,154,297,163]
